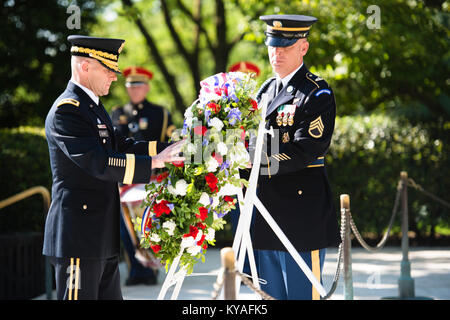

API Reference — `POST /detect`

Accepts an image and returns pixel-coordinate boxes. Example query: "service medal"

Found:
[276,105,285,126]
[282,113,288,126]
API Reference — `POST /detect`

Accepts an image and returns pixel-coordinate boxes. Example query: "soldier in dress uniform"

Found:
[111,67,175,286]
[252,15,341,300]
[111,66,175,142]
[43,35,184,300]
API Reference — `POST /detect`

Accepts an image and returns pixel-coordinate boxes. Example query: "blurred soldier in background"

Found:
[111,66,176,286]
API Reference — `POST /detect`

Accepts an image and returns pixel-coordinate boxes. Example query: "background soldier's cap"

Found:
[67,35,125,74]
[123,66,154,87]
[260,14,318,47]
[228,61,260,77]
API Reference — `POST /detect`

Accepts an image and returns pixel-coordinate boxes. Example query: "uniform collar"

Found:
[277,62,304,88]
[70,79,99,106]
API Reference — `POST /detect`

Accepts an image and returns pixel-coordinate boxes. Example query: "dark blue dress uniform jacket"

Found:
[253,65,341,252]
[43,81,167,259]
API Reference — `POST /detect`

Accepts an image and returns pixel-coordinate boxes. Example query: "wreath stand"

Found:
[157,93,326,300]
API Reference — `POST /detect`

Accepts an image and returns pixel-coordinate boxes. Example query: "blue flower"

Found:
[227,108,242,126]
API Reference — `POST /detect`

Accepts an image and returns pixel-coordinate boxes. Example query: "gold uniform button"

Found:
[103,139,106,144]
[298,190,303,195]
[82,204,88,210]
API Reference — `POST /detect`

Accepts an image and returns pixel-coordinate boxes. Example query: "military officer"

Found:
[43,35,184,300]
[252,15,341,300]
[111,66,175,286]
[111,66,175,142]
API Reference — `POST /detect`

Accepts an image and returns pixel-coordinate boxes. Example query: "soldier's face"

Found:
[268,39,309,78]
[86,59,118,96]
[126,84,149,104]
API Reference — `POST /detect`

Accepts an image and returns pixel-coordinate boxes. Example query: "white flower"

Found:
[218,183,240,196]
[205,228,215,242]
[194,229,203,242]
[211,195,220,208]
[150,233,161,243]
[206,156,219,172]
[162,220,176,236]
[168,179,188,196]
[181,236,196,248]
[199,192,210,207]
[217,141,228,155]
[184,106,193,118]
[208,117,224,132]
[227,142,250,165]
[185,142,197,154]
[186,244,202,256]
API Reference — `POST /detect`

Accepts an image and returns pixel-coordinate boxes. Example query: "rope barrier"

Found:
[211,171,448,300]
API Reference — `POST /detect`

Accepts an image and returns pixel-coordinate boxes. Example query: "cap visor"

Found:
[125,81,147,87]
[265,36,299,47]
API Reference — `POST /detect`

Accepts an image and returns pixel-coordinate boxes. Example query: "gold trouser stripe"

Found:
[68,258,74,300]
[160,109,169,142]
[148,141,157,156]
[74,258,80,300]
[311,250,321,300]
[123,154,135,184]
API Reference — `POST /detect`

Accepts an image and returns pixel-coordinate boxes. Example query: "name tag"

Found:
[99,130,109,137]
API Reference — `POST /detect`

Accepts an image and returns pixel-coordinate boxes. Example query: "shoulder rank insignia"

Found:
[309,116,324,138]
[57,98,80,107]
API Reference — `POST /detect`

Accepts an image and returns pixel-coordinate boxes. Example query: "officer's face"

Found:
[268,39,309,78]
[126,83,149,104]
[85,59,118,97]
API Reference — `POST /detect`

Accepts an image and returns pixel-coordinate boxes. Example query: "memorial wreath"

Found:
[134,71,261,273]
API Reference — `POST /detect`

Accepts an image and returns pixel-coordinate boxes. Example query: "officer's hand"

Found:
[151,140,186,169]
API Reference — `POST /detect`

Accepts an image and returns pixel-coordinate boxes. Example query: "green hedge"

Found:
[0,127,51,234]
[327,115,450,239]
[1,117,449,240]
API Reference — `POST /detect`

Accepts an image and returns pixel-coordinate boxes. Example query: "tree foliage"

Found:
[0,0,106,128]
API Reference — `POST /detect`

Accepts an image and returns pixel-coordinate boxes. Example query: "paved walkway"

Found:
[35,246,450,300]
[120,246,450,300]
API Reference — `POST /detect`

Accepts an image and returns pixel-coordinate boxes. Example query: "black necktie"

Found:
[276,79,283,95]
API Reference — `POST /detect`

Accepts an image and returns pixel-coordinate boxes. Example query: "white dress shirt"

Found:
[277,62,304,88]
[70,78,99,106]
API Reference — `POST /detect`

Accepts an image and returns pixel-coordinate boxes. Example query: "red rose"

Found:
[197,234,206,246]
[205,173,219,193]
[207,102,221,114]
[223,196,235,204]
[156,171,169,183]
[172,161,184,167]
[250,99,258,111]
[193,125,208,136]
[183,225,199,239]
[153,200,171,217]
[151,244,161,253]
[196,207,208,221]
[196,222,206,230]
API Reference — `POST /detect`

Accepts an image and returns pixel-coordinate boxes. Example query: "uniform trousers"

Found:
[49,255,123,300]
[257,248,326,300]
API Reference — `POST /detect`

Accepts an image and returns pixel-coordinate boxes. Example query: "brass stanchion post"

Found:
[221,247,236,300]
[341,194,353,300]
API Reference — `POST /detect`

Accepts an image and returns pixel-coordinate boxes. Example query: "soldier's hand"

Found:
[151,139,186,169]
